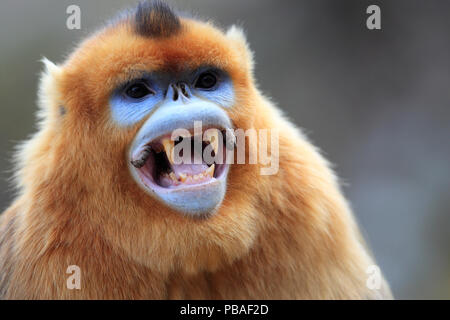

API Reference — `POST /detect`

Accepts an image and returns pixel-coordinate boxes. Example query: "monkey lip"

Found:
[130,128,230,193]
[127,103,234,215]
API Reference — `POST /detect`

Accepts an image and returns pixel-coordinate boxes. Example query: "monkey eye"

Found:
[194,72,218,90]
[125,82,154,99]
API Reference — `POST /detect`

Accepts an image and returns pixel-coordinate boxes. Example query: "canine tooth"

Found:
[169,172,177,181]
[206,164,215,177]
[162,138,174,163]
[205,129,219,154]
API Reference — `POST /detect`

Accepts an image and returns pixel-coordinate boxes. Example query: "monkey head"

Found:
[32,2,268,274]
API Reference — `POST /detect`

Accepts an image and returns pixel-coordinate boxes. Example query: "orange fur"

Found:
[0,8,391,299]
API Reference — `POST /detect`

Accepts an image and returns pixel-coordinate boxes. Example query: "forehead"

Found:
[61,19,243,90]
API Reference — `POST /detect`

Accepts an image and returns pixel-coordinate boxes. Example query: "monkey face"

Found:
[114,69,235,216]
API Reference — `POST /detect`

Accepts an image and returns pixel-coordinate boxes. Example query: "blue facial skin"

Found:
[110,68,234,127]
[110,78,166,126]
[110,67,235,216]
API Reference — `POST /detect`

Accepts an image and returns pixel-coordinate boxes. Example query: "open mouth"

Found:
[126,93,234,215]
[130,128,230,191]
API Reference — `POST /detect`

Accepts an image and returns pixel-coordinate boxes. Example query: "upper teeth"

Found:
[162,138,175,163]
[161,128,221,165]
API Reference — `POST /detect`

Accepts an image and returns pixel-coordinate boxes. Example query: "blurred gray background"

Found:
[0,0,449,299]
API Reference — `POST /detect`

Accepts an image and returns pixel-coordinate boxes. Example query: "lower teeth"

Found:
[162,163,215,184]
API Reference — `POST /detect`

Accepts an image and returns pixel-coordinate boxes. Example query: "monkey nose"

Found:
[166,82,192,102]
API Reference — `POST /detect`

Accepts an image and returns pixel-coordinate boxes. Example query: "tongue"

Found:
[171,163,209,176]
[170,146,211,177]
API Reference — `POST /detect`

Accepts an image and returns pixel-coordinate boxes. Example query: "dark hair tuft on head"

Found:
[134,0,181,38]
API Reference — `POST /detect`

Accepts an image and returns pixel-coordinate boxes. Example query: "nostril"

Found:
[171,84,179,101]
[179,83,189,98]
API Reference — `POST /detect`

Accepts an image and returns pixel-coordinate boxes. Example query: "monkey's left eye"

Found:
[195,72,218,90]
[125,82,154,99]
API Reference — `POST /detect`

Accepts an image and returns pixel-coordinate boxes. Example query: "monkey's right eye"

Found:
[125,82,154,99]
